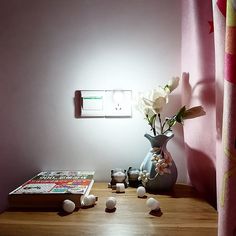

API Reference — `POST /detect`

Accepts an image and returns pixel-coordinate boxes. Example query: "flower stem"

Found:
[146,114,157,136]
[162,119,167,133]
[158,113,163,134]
[152,116,157,136]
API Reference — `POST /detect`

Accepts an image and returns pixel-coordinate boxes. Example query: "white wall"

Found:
[0,0,184,211]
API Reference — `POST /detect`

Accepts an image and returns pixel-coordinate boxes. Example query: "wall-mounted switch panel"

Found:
[104,90,132,117]
[81,90,105,117]
[75,90,132,118]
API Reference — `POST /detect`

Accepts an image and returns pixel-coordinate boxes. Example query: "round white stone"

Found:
[62,199,76,213]
[116,183,125,193]
[106,197,117,210]
[83,195,96,206]
[137,186,146,198]
[146,198,160,211]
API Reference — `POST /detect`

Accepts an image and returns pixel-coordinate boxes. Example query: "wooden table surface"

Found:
[0,182,218,236]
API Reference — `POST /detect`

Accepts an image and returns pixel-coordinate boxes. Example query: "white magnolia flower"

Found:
[135,92,154,116]
[135,75,206,137]
[142,87,169,114]
[152,96,167,114]
[164,77,180,93]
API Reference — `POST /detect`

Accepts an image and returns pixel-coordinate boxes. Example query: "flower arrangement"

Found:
[137,77,206,179]
[136,76,206,136]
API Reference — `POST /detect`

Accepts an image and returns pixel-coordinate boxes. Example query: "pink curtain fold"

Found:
[181,0,216,206]
[219,1,236,235]
[181,0,236,235]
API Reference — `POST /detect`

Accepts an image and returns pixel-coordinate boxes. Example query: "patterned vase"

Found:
[139,132,178,192]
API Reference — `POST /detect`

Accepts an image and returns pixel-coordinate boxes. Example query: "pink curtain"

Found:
[181,0,236,235]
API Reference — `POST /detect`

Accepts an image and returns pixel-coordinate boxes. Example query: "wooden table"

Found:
[0,182,218,236]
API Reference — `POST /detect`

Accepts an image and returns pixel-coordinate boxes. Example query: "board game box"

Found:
[8,170,95,209]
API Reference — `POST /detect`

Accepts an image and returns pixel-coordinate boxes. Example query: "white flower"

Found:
[135,92,155,117]
[135,75,205,136]
[142,87,169,114]
[152,96,167,114]
[164,77,180,93]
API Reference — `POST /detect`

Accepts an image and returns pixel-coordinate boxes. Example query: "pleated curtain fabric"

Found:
[181,0,216,206]
[218,0,236,235]
[181,0,236,235]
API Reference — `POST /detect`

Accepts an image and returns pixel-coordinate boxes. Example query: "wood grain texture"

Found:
[0,183,217,236]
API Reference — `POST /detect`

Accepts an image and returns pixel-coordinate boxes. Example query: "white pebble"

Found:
[116,183,125,193]
[106,197,117,210]
[83,194,97,206]
[62,199,76,213]
[137,186,146,198]
[146,198,160,211]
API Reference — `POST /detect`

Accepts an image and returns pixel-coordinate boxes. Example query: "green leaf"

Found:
[167,118,176,127]
[149,114,156,126]
[175,106,186,123]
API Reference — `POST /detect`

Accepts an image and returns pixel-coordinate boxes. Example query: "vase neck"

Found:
[144,132,173,148]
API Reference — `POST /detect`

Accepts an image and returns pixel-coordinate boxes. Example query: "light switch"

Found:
[77,90,132,118]
[81,91,105,117]
[83,96,103,110]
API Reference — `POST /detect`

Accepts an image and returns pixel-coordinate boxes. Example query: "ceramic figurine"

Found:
[108,168,128,188]
[127,167,142,187]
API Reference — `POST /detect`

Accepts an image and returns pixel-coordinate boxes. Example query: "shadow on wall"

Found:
[0,148,40,212]
[184,144,216,208]
[181,73,217,208]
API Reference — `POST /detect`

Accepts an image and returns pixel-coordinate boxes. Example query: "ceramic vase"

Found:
[140,132,178,192]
